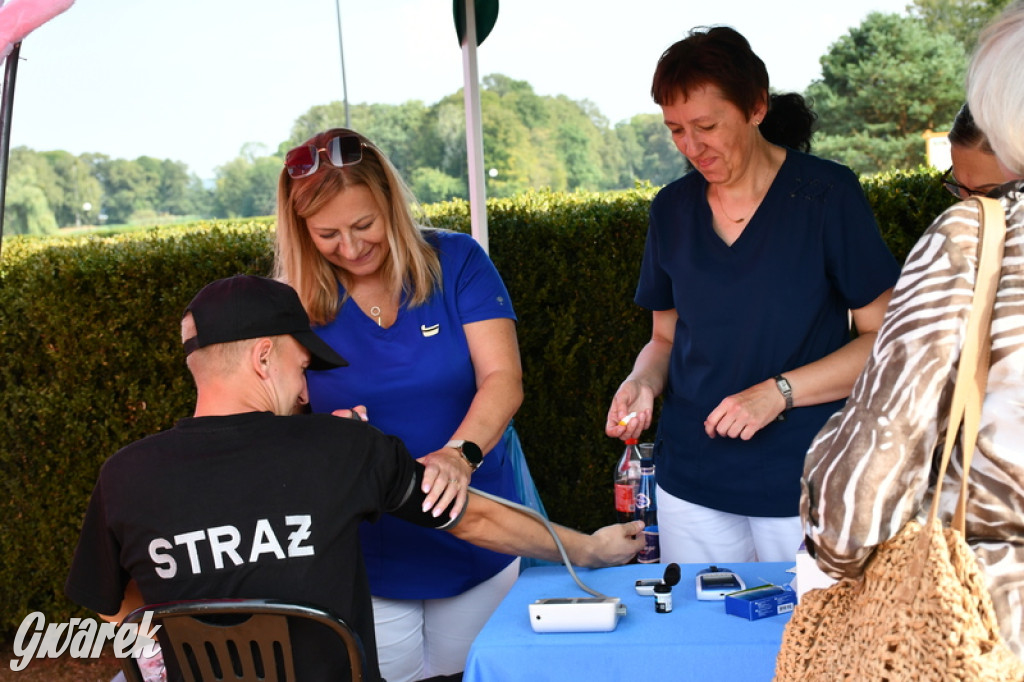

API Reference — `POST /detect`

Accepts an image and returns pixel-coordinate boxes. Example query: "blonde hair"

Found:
[274,128,442,326]
[967,0,1024,174]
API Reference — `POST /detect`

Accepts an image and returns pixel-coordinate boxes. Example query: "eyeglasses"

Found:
[284,133,365,179]
[940,167,993,199]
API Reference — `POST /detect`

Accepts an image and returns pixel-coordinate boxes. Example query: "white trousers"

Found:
[372,559,520,682]
[656,485,802,564]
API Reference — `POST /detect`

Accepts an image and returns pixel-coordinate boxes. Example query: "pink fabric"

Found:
[1,0,75,61]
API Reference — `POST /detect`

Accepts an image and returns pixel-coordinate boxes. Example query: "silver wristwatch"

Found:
[774,374,793,420]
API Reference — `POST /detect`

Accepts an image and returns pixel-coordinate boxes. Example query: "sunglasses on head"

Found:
[940,167,995,199]
[284,133,365,179]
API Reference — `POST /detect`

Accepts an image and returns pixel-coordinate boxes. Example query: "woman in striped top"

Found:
[801,0,1024,657]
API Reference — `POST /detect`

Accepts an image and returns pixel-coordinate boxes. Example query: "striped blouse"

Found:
[801,181,1024,657]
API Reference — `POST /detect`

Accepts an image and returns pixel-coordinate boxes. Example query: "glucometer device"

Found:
[634,563,681,614]
[695,565,746,600]
[634,578,663,596]
[635,562,681,596]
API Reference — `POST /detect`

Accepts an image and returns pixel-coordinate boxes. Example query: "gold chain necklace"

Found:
[713,184,750,224]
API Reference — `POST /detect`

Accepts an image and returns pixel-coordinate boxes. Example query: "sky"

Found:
[5,0,915,181]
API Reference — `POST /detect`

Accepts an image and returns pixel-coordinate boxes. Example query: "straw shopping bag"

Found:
[775,197,1024,681]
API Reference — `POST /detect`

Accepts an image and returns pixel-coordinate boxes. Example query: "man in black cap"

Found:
[65,275,643,681]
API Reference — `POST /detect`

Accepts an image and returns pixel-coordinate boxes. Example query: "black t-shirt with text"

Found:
[65,411,457,681]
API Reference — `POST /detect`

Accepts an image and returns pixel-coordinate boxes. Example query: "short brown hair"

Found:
[651,26,769,119]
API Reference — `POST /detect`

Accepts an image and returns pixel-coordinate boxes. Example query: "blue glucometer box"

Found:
[724,584,797,621]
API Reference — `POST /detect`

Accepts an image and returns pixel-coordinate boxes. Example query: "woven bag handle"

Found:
[926,196,1006,534]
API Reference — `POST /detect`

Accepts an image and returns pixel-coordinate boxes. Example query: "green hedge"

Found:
[0,220,277,637]
[0,169,954,638]
[860,166,957,265]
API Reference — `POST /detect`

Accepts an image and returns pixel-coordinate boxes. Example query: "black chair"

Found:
[120,598,366,682]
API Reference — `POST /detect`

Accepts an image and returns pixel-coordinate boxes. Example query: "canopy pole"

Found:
[334,0,350,128]
[460,0,488,253]
[0,41,22,258]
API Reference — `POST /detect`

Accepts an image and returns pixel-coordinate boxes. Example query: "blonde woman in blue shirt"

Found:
[275,128,525,682]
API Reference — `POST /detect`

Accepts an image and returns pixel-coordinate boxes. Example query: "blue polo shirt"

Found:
[637,150,900,517]
[306,230,520,598]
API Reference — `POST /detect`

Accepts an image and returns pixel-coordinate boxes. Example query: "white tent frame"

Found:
[459,0,490,254]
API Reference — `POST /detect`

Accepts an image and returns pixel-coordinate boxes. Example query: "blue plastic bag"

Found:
[504,421,559,570]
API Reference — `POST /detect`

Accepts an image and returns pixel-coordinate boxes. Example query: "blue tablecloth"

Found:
[464,561,795,682]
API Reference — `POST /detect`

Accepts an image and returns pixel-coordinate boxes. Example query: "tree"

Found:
[185,176,215,219]
[154,159,196,216]
[286,101,352,148]
[40,150,103,227]
[479,90,536,197]
[3,71,729,229]
[409,167,465,205]
[483,74,550,129]
[3,151,58,236]
[806,12,966,174]
[478,76,567,193]
[909,0,1015,51]
[615,114,690,187]
[272,73,695,204]
[4,178,58,236]
[432,98,470,183]
[245,157,283,218]
[352,102,431,179]
[547,96,608,191]
[90,158,159,225]
[284,101,431,180]
[213,155,280,218]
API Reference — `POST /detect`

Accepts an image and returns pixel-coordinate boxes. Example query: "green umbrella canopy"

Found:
[454,0,498,46]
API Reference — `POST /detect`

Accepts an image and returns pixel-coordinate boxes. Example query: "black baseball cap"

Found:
[182,275,347,371]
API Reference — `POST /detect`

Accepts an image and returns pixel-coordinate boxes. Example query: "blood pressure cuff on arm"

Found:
[387,463,464,530]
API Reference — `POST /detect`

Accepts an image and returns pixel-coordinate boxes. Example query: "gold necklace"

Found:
[713,184,750,224]
[369,306,382,326]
